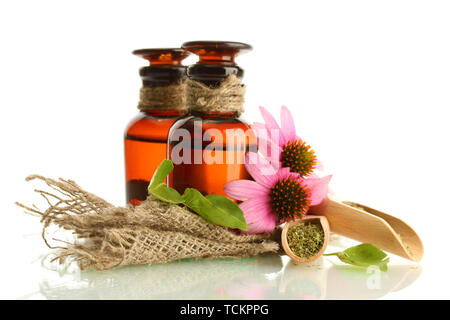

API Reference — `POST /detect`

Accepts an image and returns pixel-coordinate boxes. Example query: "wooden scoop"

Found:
[281,215,330,263]
[322,198,424,262]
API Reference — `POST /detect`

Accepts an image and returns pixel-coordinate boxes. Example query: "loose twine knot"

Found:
[186,74,246,115]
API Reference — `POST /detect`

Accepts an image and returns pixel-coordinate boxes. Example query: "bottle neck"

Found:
[138,81,187,113]
[187,64,243,87]
[144,109,187,117]
[140,65,187,87]
[190,110,239,119]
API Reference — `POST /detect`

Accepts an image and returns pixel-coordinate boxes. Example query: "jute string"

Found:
[186,74,246,114]
[138,83,187,111]
[16,175,278,270]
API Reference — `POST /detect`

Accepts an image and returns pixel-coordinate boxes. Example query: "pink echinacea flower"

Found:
[253,106,323,177]
[225,153,331,234]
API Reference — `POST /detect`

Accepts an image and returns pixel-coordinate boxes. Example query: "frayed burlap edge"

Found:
[17,175,279,270]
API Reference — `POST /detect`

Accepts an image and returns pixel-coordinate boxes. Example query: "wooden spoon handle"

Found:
[324,199,423,262]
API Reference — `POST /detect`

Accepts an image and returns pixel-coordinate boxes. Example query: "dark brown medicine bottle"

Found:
[167,41,256,198]
[125,48,190,205]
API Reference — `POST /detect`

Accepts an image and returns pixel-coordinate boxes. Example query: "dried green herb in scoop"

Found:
[287,222,325,258]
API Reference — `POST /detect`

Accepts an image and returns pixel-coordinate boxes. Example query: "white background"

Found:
[1,0,449,299]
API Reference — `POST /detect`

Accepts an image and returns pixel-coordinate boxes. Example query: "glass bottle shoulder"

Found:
[168,114,256,147]
[125,111,187,142]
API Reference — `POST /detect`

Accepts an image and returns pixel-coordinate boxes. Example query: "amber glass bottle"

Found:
[125,48,190,205]
[167,41,256,197]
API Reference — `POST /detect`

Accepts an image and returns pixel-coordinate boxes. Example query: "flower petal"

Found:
[239,196,277,234]
[244,152,278,188]
[251,121,284,167]
[259,106,285,146]
[224,179,269,201]
[251,122,269,141]
[315,159,324,171]
[302,175,332,206]
[277,167,292,180]
[256,136,282,167]
[280,106,297,142]
[252,122,279,163]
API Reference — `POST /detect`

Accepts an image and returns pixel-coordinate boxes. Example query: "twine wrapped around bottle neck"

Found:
[138,83,187,111]
[186,74,246,115]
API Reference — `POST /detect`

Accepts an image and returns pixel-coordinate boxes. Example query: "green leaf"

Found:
[148,159,173,190]
[206,194,248,230]
[147,159,248,231]
[182,188,248,231]
[148,159,183,204]
[149,183,184,204]
[324,243,390,272]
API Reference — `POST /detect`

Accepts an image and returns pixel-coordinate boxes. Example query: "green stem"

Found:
[323,252,340,256]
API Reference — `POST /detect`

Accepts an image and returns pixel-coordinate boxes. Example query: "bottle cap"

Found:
[133,48,191,66]
[132,48,190,86]
[182,41,252,66]
[181,41,252,86]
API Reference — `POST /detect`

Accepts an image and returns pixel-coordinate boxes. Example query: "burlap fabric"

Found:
[17,175,278,270]
[186,74,245,115]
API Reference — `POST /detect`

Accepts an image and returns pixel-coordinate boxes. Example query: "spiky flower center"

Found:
[269,176,311,222]
[281,139,317,177]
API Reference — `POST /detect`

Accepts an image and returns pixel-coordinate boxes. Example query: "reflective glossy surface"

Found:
[12,233,422,300]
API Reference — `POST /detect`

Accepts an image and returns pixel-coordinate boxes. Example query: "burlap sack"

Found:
[17,175,278,270]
